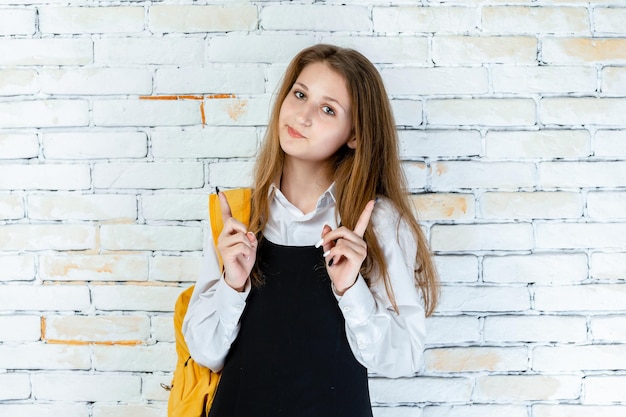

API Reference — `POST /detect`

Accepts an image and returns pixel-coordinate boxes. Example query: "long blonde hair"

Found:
[249,44,439,316]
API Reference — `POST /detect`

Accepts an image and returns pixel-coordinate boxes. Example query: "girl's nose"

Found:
[296,105,313,126]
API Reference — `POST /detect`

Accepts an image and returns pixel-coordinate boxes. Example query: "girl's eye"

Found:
[294,91,305,99]
[322,106,335,116]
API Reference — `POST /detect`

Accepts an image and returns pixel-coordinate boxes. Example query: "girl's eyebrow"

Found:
[293,81,348,112]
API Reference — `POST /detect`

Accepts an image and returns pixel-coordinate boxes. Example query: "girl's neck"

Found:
[280,159,333,215]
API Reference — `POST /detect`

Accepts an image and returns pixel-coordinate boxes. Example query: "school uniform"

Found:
[183,184,427,416]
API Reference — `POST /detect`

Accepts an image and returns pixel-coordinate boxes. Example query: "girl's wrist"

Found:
[334,275,359,296]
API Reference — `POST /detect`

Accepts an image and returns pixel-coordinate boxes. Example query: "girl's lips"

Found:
[287,126,305,139]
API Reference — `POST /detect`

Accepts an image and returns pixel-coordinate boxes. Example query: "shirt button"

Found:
[235,304,243,311]
[358,343,366,349]
[343,306,351,313]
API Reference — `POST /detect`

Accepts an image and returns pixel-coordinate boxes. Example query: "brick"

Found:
[587,191,626,219]
[43,131,147,159]
[0,100,89,128]
[483,6,589,34]
[584,375,626,403]
[425,346,528,372]
[100,224,203,251]
[0,164,90,191]
[0,373,30,400]
[92,99,200,127]
[150,256,202,283]
[40,254,149,282]
[150,5,257,32]
[41,68,152,95]
[591,252,626,280]
[44,315,150,343]
[32,373,141,401]
[437,285,530,313]
[602,66,626,93]
[208,34,315,63]
[151,314,175,342]
[91,284,182,312]
[432,162,535,190]
[481,192,583,220]
[533,344,626,372]
[0,194,24,220]
[594,7,626,34]
[0,133,39,159]
[427,99,536,126]
[202,97,271,126]
[398,130,482,159]
[0,343,90,370]
[39,6,144,34]
[143,374,172,401]
[93,162,203,189]
[0,284,90,311]
[369,377,472,403]
[151,127,257,159]
[536,223,626,249]
[594,130,626,156]
[373,407,422,417]
[28,194,137,221]
[209,161,255,188]
[539,162,626,188]
[483,253,588,284]
[0,315,41,342]
[411,193,475,221]
[591,315,626,342]
[155,67,264,95]
[95,37,204,65]
[384,67,488,96]
[0,255,36,281]
[533,405,626,417]
[0,69,38,95]
[321,36,430,65]
[433,36,537,65]
[534,284,626,312]
[0,8,35,35]
[484,315,587,343]
[94,342,175,372]
[0,39,92,65]
[142,193,206,221]
[373,6,476,33]
[0,224,94,251]
[542,37,626,64]
[261,5,369,31]
[493,65,597,94]
[425,315,480,345]
[433,255,479,283]
[403,162,428,190]
[485,130,591,158]
[0,404,88,417]
[474,375,581,401]
[93,404,166,417]
[541,98,626,126]
[392,100,423,127]
[423,405,527,417]
[432,223,533,252]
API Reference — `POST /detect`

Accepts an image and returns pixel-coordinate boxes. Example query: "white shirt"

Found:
[182,184,426,378]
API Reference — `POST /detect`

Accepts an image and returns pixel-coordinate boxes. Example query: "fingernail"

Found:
[375,197,379,204]
[314,238,324,248]
[322,250,331,257]
[216,186,220,194]
[328,258,334,267]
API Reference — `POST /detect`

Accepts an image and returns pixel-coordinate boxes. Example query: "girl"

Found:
[183,44,439,417]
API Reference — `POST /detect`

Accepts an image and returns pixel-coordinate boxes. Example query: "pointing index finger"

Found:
[353,199,376,238]
[218,190,233,221]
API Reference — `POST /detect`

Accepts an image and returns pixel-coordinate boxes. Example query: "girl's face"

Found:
[278,62,355,166]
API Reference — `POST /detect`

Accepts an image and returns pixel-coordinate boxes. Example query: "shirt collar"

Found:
[269,182,337,212]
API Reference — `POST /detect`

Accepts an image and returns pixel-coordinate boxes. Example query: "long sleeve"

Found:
[181,221,251,372]
[336,198,426,378]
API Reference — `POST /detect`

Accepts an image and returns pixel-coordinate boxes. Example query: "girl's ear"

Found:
[347,135,357,149]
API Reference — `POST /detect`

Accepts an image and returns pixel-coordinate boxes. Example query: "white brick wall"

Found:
[0,1,625,416]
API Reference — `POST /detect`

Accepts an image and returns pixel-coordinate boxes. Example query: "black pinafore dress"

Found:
[208,239,373,417]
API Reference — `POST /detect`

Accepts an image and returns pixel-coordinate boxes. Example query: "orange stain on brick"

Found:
[226,99,248,121]
[139,94,236,126]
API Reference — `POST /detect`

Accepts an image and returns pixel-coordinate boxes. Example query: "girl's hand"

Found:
[317,199,376,295]
[216,191,257,292]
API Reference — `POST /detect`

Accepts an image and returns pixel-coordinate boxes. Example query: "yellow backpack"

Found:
[166,188,252,417]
